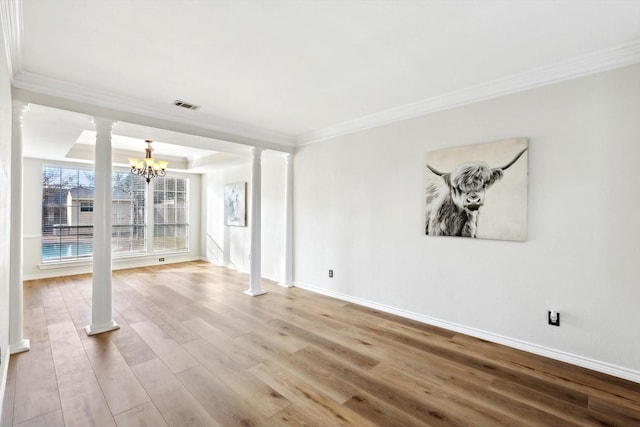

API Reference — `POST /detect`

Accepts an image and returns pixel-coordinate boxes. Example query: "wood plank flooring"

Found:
[2,261,639,426]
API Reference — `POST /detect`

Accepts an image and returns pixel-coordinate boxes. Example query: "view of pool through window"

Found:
[42,242,93,260]
[42,165,188,263]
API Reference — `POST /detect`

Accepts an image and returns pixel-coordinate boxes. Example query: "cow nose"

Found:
[467,195,481,204]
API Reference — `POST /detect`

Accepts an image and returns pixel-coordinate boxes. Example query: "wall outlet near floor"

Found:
[159,257,165,262]
[328,269,333,278]
[548,310,560,326]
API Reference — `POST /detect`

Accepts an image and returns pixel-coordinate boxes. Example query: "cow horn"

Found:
[426,164,445,176]
[497,148,527,171]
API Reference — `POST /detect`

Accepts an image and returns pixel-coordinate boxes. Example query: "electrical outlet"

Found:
[329,269,333,278]
[159,257,165,262]
[548,310,560,326]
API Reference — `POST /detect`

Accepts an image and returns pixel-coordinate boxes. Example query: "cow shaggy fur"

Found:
[425,162,504,237]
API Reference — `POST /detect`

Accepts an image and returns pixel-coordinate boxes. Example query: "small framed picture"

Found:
[224,182,247,226]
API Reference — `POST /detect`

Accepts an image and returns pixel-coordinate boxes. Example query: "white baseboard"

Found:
[293,281,640,384]
[202,258,282,284]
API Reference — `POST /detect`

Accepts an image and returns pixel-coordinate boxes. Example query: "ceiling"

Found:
[3,0,640,171]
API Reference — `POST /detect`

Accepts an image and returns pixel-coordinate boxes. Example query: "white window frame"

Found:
[41,164,191,264]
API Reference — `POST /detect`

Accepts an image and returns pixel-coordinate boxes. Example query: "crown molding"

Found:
[0,0,22,79]
[7,0,640,151]
[295,39,640,146]
[12,71,295,150]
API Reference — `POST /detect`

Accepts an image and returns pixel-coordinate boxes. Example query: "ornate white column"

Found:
[9,101,30,354]
[85,117,119,335]
[279,153,294,288]
[245,147,266,296]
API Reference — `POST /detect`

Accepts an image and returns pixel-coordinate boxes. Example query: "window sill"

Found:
[39,259,93,270]
[38,251,190,270]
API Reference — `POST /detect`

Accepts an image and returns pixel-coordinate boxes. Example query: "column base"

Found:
[10,339,30,355]
[84,321,120,336]
[278,281,294,288]
[244,289,268,297]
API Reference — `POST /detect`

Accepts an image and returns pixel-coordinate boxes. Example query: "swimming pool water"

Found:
[42,242,93,260]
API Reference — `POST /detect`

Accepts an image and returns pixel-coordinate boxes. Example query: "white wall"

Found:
[0,23,13,417]
[294,64,640,381]
[203,169,225,264]
[203,154,286,282]
[22,158,203,279]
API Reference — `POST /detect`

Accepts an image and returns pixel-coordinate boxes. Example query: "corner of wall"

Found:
[0,19,13,423]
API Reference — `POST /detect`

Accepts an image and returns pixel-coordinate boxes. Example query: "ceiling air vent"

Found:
[173,100,200,111]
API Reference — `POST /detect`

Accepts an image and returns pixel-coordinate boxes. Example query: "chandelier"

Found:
[128,140,168,183]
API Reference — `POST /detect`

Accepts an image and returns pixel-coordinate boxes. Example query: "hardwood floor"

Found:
[2,261,639,426]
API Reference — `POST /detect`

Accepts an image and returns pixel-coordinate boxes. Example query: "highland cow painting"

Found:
[424,138,528,241]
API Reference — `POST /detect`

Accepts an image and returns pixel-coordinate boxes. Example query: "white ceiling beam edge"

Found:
[12,87,294,155]
[294,39,640,146]
[188,152,251,172]
[65,145,190,171]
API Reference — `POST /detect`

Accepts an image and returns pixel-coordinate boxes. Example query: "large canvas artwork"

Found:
[224,182,247,227]
[424,138,528,241]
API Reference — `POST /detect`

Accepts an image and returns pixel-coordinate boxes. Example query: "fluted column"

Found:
[279,153,294,288]
[245,147,266,296]
[85,117,119,335]
[9,101,30,354]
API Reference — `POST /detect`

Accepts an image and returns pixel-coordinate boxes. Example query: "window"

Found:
[112,172,147,256]
[80,201,94,212]
[41,165,189,262]
[41,166,95,262]
[153,176,189,252]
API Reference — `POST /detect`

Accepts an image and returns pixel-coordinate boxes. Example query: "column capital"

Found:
[92,117,117,133]
[12,101,29,124]
[251,146,264,157]
[284,152,293,170]
[12,100,29,112]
